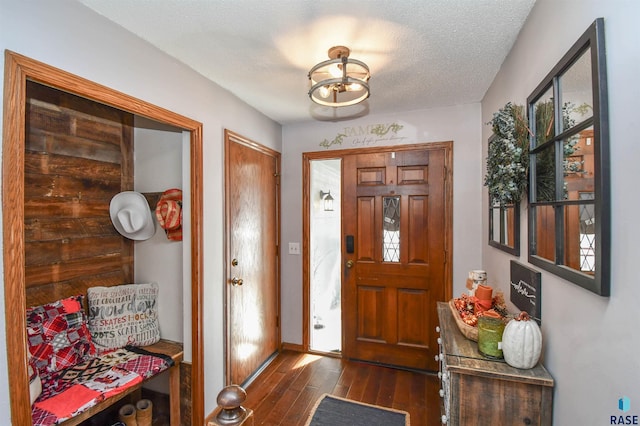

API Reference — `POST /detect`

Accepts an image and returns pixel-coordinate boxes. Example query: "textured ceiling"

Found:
[77,0,536,125]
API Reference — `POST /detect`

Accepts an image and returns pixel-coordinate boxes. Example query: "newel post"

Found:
[208,385,254,426]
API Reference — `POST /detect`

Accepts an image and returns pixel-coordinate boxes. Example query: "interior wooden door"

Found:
[342,145,450,371]
[225,130,280,386]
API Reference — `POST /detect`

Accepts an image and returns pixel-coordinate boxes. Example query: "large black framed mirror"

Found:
[527,18,610,296]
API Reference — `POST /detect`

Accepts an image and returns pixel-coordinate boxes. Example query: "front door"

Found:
[342,144,451,371]
[225,130,280,385]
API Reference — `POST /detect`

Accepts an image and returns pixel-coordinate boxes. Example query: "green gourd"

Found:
[501,312,542,369]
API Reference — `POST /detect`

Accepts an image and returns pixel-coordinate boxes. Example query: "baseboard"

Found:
[281,342,304,352]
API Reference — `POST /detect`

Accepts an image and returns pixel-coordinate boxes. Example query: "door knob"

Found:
[346,260,354,268]
[231,277,243,286]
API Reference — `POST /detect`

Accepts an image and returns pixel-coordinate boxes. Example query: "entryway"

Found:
[304,143,452,371]
[242,350,441,426]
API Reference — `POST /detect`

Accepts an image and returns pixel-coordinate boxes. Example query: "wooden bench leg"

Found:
[169,364,180,426]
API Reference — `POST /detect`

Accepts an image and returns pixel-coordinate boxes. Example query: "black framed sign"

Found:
[510,261,542,324]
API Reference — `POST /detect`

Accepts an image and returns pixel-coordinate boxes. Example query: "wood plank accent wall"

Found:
[24,81,134,308]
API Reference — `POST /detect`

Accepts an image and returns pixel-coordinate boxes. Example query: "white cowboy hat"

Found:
[109,191,156,240]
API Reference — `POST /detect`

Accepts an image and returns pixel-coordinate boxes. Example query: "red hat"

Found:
[155,188,182,241]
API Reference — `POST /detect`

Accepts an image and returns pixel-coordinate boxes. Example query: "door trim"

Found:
[223,129,281,384]
[2,51,205,425]
[302,142,453,353]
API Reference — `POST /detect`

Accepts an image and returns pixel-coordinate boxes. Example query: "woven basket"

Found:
[448,299,478,342]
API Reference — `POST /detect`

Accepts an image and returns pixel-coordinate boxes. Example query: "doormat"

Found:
[304,394,410,426]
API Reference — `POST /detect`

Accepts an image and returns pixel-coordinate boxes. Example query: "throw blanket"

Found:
[32,346,173,426]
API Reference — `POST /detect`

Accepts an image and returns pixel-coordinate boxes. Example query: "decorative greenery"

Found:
[371,123,403,136]
[319,132,346,149]
[485,102,530,206]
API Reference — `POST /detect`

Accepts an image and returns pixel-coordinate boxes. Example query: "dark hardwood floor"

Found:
[242,350,441,426]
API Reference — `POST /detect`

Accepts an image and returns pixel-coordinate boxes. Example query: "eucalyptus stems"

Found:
[485,102,530,206]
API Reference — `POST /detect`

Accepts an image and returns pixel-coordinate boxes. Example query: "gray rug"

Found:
[304,394,410,426]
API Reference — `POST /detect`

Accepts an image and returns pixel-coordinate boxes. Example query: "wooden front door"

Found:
[342,144,451,371]
[225,130,280,385]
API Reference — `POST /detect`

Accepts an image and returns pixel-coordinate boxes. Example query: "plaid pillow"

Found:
[27,295,96,378]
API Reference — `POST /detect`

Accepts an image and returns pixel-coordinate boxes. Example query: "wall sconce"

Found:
[319,190,334,211]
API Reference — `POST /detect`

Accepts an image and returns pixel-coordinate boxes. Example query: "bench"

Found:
[32,340,183,426]
[32,339,183,426]
[28,287,183,425]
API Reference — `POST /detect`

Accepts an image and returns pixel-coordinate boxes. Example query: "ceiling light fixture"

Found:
[308,46,370,107]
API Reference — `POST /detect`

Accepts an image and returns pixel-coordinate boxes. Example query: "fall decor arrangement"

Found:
[449,289,509,342]
[485,102,530,206]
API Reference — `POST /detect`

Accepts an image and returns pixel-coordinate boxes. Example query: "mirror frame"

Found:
[526,18,610,296]
[489,200,520,256]
[487,133,521,256]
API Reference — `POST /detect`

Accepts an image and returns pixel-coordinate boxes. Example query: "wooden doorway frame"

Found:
[2,51,205,425]
[302,142,453,353]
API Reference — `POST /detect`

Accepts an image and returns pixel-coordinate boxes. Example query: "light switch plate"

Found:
[288,242,300,255]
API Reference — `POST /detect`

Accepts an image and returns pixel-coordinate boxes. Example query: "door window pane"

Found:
[383,196,400,262]
[309,159,342,353]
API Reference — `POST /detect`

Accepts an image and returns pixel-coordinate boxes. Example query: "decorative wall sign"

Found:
[510,261,542,324]
[319,122,409,149]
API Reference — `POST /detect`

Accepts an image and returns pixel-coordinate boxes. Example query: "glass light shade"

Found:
[318,86,331,98]
[308,51,370,107]
[324,196,334,211]
[329,64,343,78]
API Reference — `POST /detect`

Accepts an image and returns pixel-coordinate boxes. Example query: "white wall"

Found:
[482,0,640,424]
[133,122,185,394]
[281,104,483,345]
[134,121,185,346]
[0,0,282,421]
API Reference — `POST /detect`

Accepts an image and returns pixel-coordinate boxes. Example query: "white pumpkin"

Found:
[501,312,542,369]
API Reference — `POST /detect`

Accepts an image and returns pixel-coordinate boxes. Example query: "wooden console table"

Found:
[436,302,554,425]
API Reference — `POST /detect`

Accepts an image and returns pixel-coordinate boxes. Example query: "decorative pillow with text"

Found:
[86,283,160,350]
